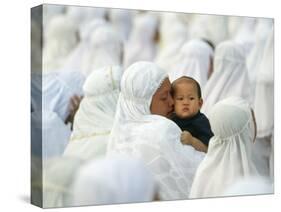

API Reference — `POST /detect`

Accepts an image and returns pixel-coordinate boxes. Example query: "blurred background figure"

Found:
[63,66,123,161]
[70,155,157,206]
[123,12,159,68]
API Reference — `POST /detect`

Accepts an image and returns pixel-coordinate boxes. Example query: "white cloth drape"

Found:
[155,13,188,72]
[251,26,274,177]
[43,14,79,72]
[168,39,214,89]
[201,41,250,116]
[190,97,259,198]
[63,66,123,161]
[107,61,205,200]
[81,24,123,76]
[70,155,156,206]
[123,13,158,68]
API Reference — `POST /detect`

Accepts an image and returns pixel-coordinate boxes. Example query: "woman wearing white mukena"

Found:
[189,97,260,198]
[201,41,251,116]
[64,66,123,161]
[106,61,205,200]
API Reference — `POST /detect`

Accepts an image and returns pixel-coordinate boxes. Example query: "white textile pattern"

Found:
[70,155,156,206]
[64,66,123,161]
[169,39,214,89]
[107,61,205,200]
[201,41,250,116]
[189,97,259,198]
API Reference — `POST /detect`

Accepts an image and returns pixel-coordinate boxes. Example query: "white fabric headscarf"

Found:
[81,24,123,76]
[108,9,134,41]
[168,39,214,88]
[201,41,250,116]
[246,18,273,104]
[61,19,108,74]
[188,14,229,46]
[155,13,188,72]
[253,26,274,138]
[70,154,156,206]
[123,13,158,68]
[234,17,257,56]
[190,97,259,198]
[107,61,205,200]
[43,70,85,121]
[31,110,71,160]
[63,66,123,161]
[43,14,79,72]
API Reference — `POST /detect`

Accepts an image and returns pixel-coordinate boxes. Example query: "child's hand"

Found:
[181,131,193,145]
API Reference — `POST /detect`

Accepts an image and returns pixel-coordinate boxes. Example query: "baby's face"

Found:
[174,82,203,119]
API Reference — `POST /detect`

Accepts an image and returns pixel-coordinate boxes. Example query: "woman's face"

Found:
[150,78,174,118]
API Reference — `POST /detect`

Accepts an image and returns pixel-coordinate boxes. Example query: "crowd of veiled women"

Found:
[31,4,274,208]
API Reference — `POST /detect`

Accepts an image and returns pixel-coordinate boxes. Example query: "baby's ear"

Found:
[199,98,203,108]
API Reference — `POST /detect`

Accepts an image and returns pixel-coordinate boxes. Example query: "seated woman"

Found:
[107,61,205,200]
[189,97,260,198]
[63,66,123,161]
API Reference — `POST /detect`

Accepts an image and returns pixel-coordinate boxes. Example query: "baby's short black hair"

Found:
[171,76,202,99]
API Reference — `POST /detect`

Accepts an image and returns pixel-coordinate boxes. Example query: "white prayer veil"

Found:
[123,13,158,68]
[107,61,205,200]
[43,70,85,122]
[155,13,188,72]
[169,39,214,89]
[201,41,250,116]
[43,14,79,72]
[188,14,229,46]
[234,17,257,56]
[70,154,156,206]
[253,26,274,138]
[246,19,273,104]
[189,97,259,198]
[31,110,71,160]
[108,9,134,41]
[63,66,123,161]
[81,24,123,76]
[61,19,108,74]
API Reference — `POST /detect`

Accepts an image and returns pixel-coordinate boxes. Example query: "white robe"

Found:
[63,66,123,161]
[107,61,205,200]
[168,39,214,89]
[190,97,260,198]
[201,41,250,116]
